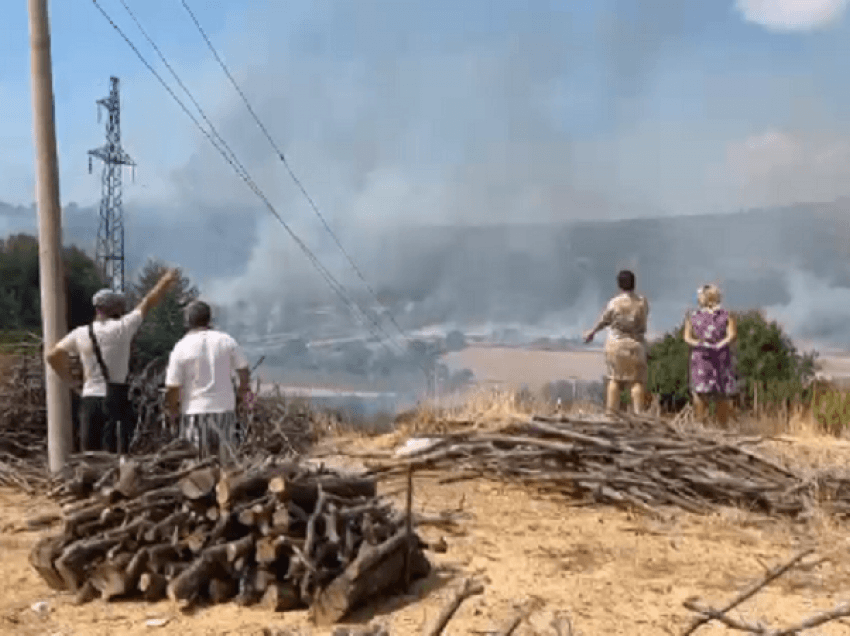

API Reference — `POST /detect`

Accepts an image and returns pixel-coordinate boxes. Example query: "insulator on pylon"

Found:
[88,156,92,174]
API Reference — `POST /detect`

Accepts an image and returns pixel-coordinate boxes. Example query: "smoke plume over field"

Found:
[6,0,850,399]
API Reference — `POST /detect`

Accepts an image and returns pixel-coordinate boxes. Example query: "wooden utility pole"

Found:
[28,0,72,472]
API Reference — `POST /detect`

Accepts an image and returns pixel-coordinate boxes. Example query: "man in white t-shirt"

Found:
[47,269,179,452]
[164,300,250,461]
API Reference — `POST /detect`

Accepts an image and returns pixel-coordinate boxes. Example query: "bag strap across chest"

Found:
[88,323,111,384]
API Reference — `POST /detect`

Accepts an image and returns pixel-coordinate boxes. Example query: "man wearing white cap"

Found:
[47,268,179,452]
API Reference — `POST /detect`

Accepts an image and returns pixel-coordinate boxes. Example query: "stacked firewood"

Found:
[32,441,431,624]
[368,414,844,519]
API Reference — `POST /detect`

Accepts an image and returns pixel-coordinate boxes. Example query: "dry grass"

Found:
[392,387,566,437]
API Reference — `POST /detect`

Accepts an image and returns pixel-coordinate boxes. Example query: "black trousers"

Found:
[78,392,135,453]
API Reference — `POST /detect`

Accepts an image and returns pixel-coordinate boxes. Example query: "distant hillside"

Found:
[3,198,850,345]
[0,201,258,285]
[342,201,850,344]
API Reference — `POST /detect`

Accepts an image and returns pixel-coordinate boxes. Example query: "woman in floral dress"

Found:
[683,284,738,426]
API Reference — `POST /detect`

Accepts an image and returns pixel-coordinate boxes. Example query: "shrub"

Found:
[647,327,691,411]
[647,309,817,413]
[129,259,199,372]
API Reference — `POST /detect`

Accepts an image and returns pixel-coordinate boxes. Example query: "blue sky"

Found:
[2,0,850,299]
[2,0,850,347]
[1,0,248,204]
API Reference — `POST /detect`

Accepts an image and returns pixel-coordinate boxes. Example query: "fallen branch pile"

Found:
[32,440,431,623]
[0,349,46,454]
[240,390,319,458]
[0,347,319,482]
[128,362,318,458]
[0,347,51,491]
[127,359,170,455]
[367,414,840,519]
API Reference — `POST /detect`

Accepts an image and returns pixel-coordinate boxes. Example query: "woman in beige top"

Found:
[584,270,650,414]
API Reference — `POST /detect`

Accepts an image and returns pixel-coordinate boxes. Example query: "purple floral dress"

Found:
[689,308,737,395]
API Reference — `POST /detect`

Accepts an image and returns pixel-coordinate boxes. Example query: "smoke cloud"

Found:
[735,0,848,32]
[8,0,850,398]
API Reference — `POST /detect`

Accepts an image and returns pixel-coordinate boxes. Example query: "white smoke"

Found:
[735,0,848,31]
[725,130,850,209]
[765,269,850,346]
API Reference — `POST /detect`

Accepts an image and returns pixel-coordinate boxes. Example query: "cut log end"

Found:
[262,581,302,612]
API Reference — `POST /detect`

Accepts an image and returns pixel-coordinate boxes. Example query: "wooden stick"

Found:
[774,601,850,634]
[404,464,414,589]
[422,578,484,636]
[682,548,815,635]
[494,611,525,636]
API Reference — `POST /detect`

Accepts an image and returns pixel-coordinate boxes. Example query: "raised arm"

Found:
[135,268,180,319]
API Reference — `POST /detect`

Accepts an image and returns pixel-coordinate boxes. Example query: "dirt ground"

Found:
[3,434,850,636]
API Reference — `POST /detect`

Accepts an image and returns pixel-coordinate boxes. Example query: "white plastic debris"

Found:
[30,601,49,617]
[394,437,440,458]
[145,617,173,628]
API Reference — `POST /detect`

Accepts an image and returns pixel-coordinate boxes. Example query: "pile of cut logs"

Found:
[32,441,431,624]
[368,413,846,519]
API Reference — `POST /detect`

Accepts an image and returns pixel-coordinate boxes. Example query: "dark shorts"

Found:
[78,392,136,453]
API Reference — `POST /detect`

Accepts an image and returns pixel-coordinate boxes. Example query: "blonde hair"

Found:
[697,284,722,309]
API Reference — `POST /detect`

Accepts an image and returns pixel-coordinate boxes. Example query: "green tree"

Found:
[65,246,106,329]
[129,259,199,371]
[647,327,691,411]
[733,310,817,408]
[0,234,42,330]
[647,310,817,413]
[0,234,104,334]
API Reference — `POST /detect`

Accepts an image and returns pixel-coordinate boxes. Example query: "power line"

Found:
[90,0,418,371]
[178,0,413,344]
[115,0,246,183]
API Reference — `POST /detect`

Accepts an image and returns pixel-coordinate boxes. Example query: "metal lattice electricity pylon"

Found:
[88,76,134,293]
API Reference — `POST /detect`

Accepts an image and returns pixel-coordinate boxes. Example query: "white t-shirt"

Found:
[165,328,249,415]
[56,309,144,397]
